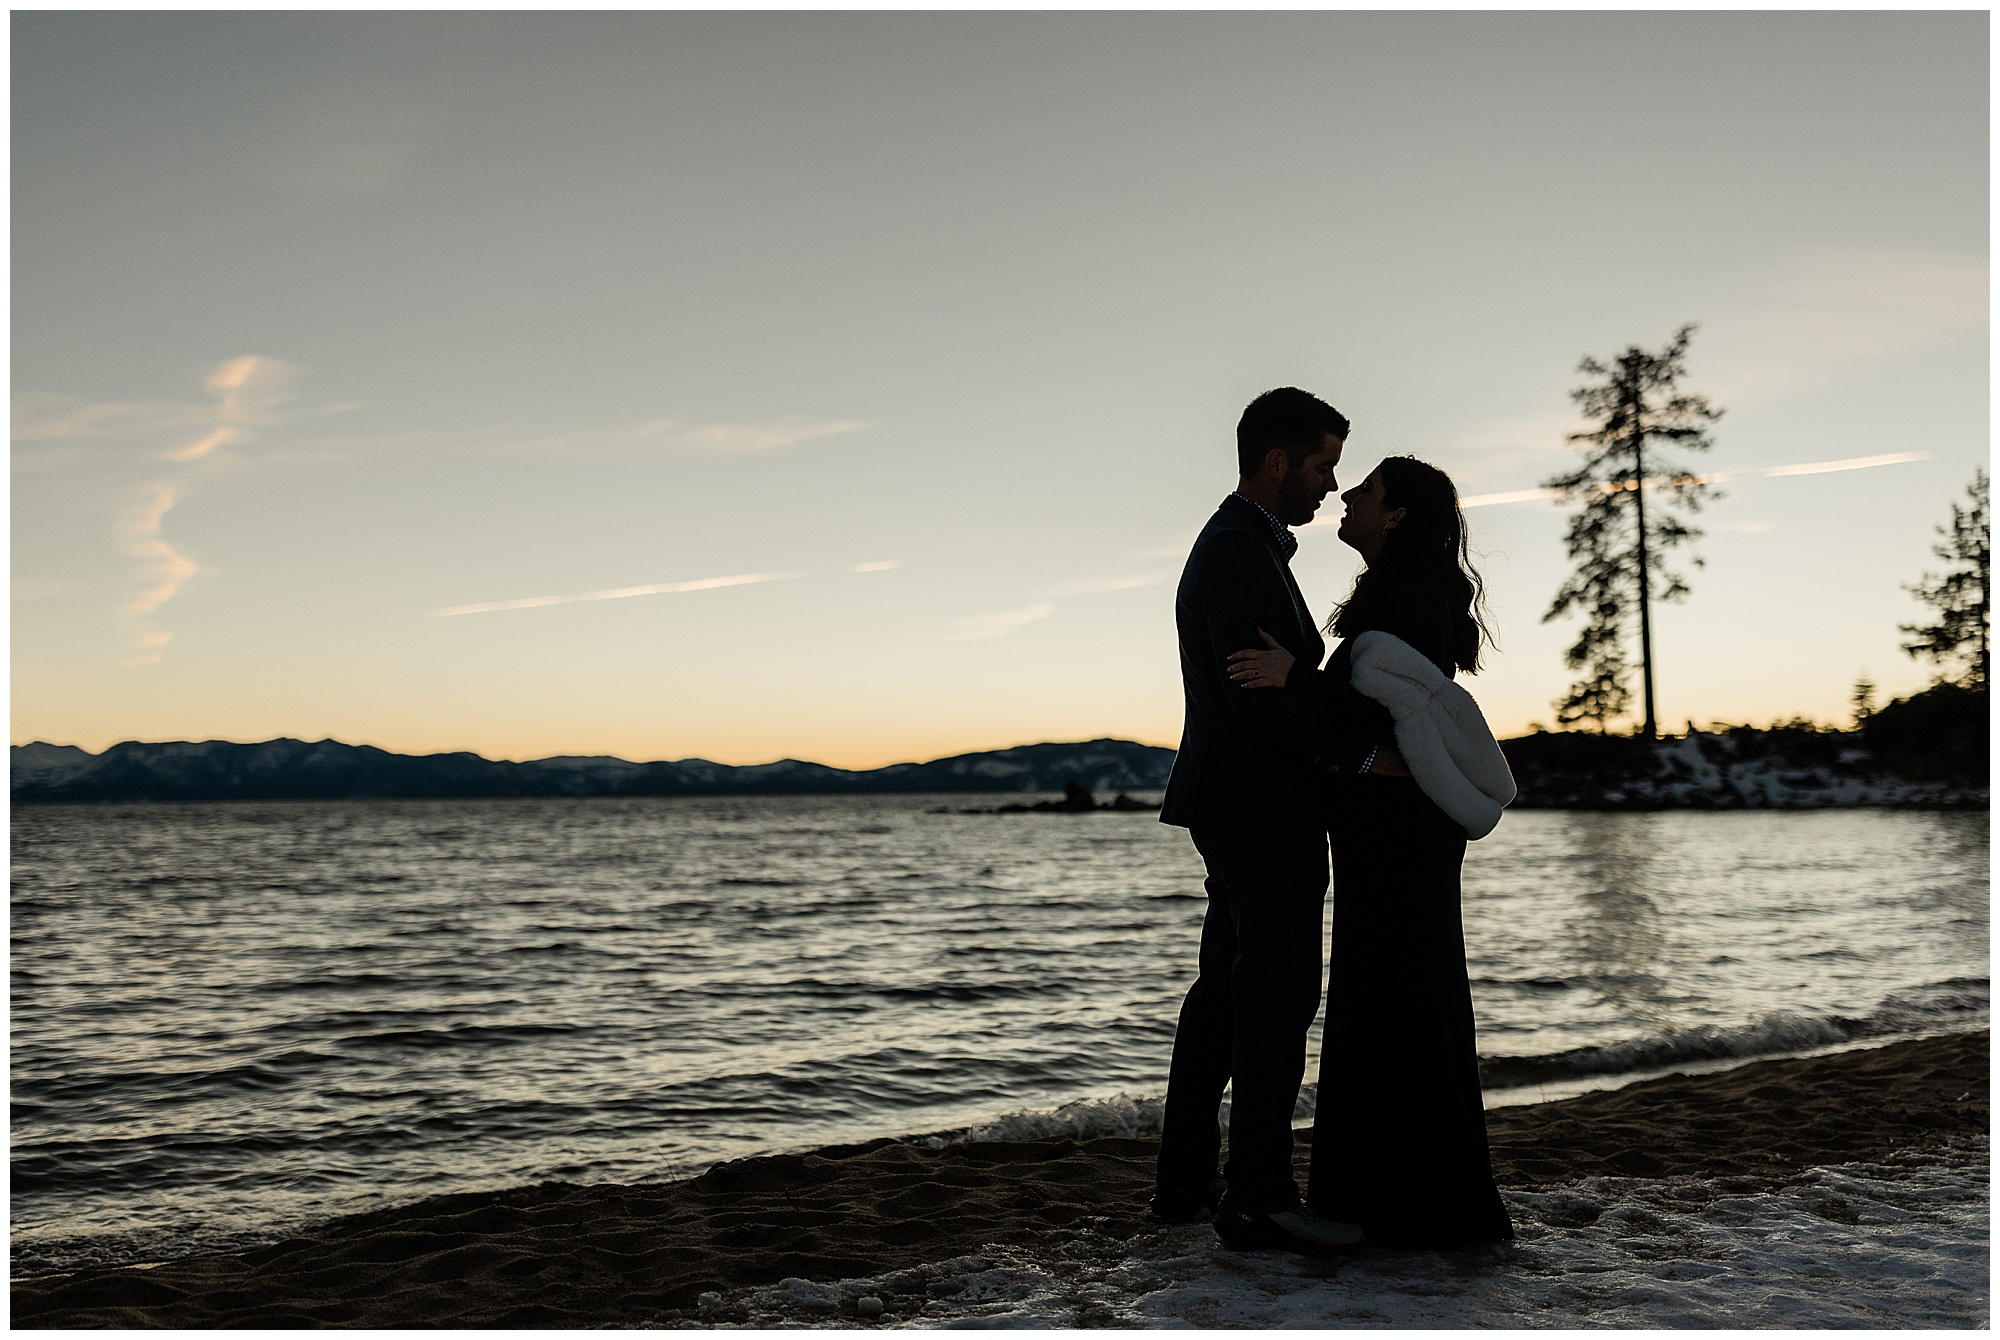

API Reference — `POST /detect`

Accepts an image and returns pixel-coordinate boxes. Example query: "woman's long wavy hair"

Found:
[1327,456,1493,674]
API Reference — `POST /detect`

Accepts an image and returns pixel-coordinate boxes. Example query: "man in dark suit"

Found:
[1154,386,1397,1255]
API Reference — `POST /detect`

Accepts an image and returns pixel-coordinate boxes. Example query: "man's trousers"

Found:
[1156,826,1329,1214]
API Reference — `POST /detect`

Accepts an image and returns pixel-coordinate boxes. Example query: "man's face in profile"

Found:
[1273,432,1345,527]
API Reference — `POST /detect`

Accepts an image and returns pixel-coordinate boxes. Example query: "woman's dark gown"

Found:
[1287,578,1512,1249]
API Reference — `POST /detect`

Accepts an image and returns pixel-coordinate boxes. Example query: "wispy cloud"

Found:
[1439,410,1582,454]
[1385,407,1593,504]
[115,486,199,663]
[458,414,876,463]
[849,560,900,572]
[12,392,208,443]
[14,354,318,465]
[1700,247,1987,406]
[1134,526,1203,560]
[429,570,801,618]
[87,407,872,467]
[1060,575,1161,594]
[167,427,243,463]
[266,99,437,201]
[1430,246,1984,488]
[623,416,873,456]
[93,355,308,666]
[279,144,421,199]
[167,355,300,461]
[118,488,196,618]
[947,603,1055,640]
[12,577,101,603]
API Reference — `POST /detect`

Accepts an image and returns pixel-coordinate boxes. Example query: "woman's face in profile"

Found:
[1337,469,1405,561]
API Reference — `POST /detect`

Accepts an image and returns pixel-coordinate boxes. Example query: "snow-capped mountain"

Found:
[10,737,1177,804]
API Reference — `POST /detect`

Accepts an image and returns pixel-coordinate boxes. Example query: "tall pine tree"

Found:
[1900,469,1990,690]
[1543,324,1722,738]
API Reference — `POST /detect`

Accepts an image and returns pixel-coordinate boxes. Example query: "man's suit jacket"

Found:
[1160,495,1372,832]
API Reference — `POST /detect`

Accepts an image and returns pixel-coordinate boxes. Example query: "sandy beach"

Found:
[11,1030,1986,1329]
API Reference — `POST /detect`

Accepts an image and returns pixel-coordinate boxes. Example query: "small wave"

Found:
[1471,972,1661,993]
[903,1077,1321,1149]
[872,982,1065,1002]
[336,1022,587,1050]
[12,1049,340,1104]
[1471,975,1581,992]
[913,1093,1167,1147]
[893,987,1991,1148]
[683,976,1066,1003]
[1479,979,1989,1090]
[249,972,407,995]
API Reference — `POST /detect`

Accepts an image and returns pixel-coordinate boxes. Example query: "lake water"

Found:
[10,797,1988,1276]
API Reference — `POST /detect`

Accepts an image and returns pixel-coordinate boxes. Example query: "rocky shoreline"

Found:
[1506,728,1988,811]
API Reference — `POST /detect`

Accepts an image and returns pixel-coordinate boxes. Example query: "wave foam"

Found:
[1480,979,1989,1090]
[911,1079,1328,1148]
[909,982,1989,1143]
[913,1093,1168,1148]
[714,1154,1990,1328]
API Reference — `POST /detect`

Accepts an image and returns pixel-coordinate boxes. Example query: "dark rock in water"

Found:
[1051,781,1102,812]
[960,781,1162,815]
[991,781,1097,813]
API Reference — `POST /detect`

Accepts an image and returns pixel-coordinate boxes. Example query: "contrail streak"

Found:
[1763,451,1927,477]
[1457,487,1559,509]
[428,570,801,617]
[1456,451,1929,509]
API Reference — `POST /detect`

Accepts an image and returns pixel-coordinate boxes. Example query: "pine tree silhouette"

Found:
[1543,324,1723,738]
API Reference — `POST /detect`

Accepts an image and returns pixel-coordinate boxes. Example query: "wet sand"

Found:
[12,1030,1986,1329]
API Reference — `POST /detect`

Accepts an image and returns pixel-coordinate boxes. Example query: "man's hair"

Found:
[1236,387,1351,478]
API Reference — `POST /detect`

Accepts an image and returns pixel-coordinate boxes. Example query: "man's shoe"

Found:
[1213,1203,1364,1256]
[1272,1205,1364,1249]
[1149,1177,1227,1223]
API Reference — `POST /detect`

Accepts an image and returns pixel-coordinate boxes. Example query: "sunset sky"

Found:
[12,11,1988,769]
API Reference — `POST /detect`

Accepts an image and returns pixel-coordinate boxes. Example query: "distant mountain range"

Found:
[9,737,1177,805]
[13,690,1984,808]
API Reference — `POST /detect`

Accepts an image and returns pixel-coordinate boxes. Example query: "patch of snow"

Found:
[10,742,97,789]
[684,1155,1988,1329]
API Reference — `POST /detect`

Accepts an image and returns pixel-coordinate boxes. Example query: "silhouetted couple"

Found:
[1153,387,1516,1256]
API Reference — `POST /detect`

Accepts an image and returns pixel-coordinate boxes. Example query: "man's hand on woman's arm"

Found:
[1225,627,1295,689]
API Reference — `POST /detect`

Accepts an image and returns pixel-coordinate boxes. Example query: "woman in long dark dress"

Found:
[1228,455,1512,1250]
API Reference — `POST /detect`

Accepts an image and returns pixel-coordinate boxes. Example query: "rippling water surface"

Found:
[11,797,1987,1274]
